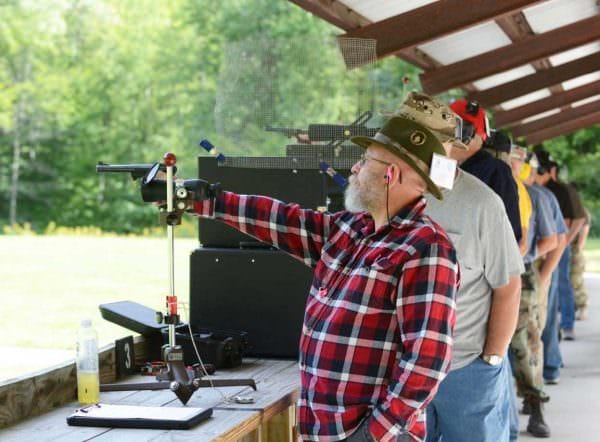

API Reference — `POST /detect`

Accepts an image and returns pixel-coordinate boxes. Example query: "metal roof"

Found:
[289,0,600,144]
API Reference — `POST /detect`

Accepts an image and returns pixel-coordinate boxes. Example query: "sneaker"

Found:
[562,329,576,341]
[545,376,560,385]
[576,307,588,321]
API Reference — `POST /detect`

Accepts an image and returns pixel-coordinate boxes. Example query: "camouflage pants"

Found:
[571,246,587,309]
[510,264,548,400]
[535,259,550,331]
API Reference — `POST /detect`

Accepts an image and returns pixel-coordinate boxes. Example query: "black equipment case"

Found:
[189,248,313,358]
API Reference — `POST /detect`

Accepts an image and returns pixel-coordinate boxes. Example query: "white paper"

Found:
[429,153,457,190]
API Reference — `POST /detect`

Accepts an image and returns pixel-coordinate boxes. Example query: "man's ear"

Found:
[385,166,393,181]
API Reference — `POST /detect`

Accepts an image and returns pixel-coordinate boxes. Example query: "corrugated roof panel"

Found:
[521,109,561,124]
[563,72,600,90]
[549,42,600,66]
[417,21,511,65]
[572,94,600,107]
[500,89,552,110]
[472,64,536,90]
[523,0,599,33]
[342,0,437,23]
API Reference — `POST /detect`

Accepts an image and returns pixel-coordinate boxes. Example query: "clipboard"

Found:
[66,403,213,430]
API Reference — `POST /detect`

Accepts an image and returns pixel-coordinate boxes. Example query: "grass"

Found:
[1,234,599,382]
[0,234,197,381]
[584,238,600,273]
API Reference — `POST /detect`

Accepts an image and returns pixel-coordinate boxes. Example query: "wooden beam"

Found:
[510,99,600,137]
[420,15,600,94]
[468,52,600,106]
[524,111,600,144]
[288,0,356,31]
[495,80,600,127]
[341,0,543,60]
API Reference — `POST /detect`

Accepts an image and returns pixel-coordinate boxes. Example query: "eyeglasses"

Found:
[358,153,392,167]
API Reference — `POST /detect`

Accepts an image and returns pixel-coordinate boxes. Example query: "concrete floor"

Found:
[518,273,600,441]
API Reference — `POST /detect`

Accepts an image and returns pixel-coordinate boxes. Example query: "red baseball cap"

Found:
[449,99,490,141]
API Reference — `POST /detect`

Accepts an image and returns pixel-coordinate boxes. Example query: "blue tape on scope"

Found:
[199,139,214,151]
[333,174,348,188]
[319,162,347,188]
[200,139,226,163]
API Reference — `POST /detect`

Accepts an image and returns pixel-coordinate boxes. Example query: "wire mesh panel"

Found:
[213,37,378,166]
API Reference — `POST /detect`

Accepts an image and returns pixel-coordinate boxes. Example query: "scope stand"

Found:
[101,152,256,405]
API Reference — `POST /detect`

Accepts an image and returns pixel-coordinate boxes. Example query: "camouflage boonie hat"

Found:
[393,91,468,150]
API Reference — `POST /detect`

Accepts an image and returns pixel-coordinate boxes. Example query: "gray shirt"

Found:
[524,184,556,264]
[426,170,524,369]
[534,184,568,235]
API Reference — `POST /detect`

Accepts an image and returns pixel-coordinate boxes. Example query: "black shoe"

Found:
[527,400,551,438]
[522,398,532,415]
[562,328,576,341]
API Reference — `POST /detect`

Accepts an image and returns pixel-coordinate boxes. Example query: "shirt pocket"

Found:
[355,257,400,311]
[447,231,482,284]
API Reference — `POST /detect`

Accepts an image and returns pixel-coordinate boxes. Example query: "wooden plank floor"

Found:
[0,359,299,442]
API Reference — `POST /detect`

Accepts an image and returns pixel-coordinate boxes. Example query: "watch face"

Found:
[485,355,503,366]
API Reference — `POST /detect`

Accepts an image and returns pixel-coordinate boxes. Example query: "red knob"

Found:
[163,152,176,166]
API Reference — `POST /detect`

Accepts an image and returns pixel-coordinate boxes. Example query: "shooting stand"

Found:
[99,153,256,405]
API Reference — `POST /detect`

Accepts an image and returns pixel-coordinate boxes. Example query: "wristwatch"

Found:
[481,354,503,366]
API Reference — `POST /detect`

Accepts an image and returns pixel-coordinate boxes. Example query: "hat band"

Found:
[372,132,430,173]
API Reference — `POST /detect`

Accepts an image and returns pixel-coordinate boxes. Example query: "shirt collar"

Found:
[461,148,489,169]
[389,196,427,228]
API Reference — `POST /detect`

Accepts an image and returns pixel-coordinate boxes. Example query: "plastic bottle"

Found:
[76,319,100,404]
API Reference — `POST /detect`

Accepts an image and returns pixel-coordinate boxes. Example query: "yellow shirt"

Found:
[515,177,532,230]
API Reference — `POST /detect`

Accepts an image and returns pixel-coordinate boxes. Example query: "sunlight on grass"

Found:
[2,234,598,382]
[1,235,198,352]
[584,238,600,273]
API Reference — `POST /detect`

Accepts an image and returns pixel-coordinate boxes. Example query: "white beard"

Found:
[344,180,367,212]
[344,175,381,213]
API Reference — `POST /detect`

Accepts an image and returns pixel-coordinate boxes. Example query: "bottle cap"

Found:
[81,319,92,327]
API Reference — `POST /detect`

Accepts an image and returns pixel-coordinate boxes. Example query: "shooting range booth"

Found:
[5,0,600,440]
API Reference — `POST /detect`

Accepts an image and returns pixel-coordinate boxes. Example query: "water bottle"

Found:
[76,319,100,404]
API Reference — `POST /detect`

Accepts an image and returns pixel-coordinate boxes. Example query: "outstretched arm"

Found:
[194,191,337,267]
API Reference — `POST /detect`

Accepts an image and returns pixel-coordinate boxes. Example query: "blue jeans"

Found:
[542,270,562,380]
[506,351,520,442]
[558,245,575,331]
[426,357,510,442]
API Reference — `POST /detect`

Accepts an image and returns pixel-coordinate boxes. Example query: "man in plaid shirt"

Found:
[193,117,459,441]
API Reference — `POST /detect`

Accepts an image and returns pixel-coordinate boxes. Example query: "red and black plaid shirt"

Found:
[194,192,458,442]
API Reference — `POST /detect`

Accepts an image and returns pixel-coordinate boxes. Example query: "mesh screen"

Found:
[213,37,378,168]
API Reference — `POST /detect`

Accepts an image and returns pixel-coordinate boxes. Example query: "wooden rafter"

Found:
[495,81,600,127]
[468,53,600,106]
[420,15,600,95]
[510,99,600,137]
[288,0,359,30]
[524,111,600,144]
[288,0,600,139]
[341,0,543,60]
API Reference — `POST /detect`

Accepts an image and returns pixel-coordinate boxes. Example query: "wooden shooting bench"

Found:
[0,338,300,441]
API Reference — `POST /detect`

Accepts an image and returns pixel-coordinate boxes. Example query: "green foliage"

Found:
[539,128,599,236]
[1,0,597,235]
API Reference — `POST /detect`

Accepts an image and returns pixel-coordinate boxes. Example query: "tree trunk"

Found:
[8,54,30,225]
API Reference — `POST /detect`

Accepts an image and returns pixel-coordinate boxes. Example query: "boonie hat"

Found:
[395,91,469,150]
[351,116,447,200]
